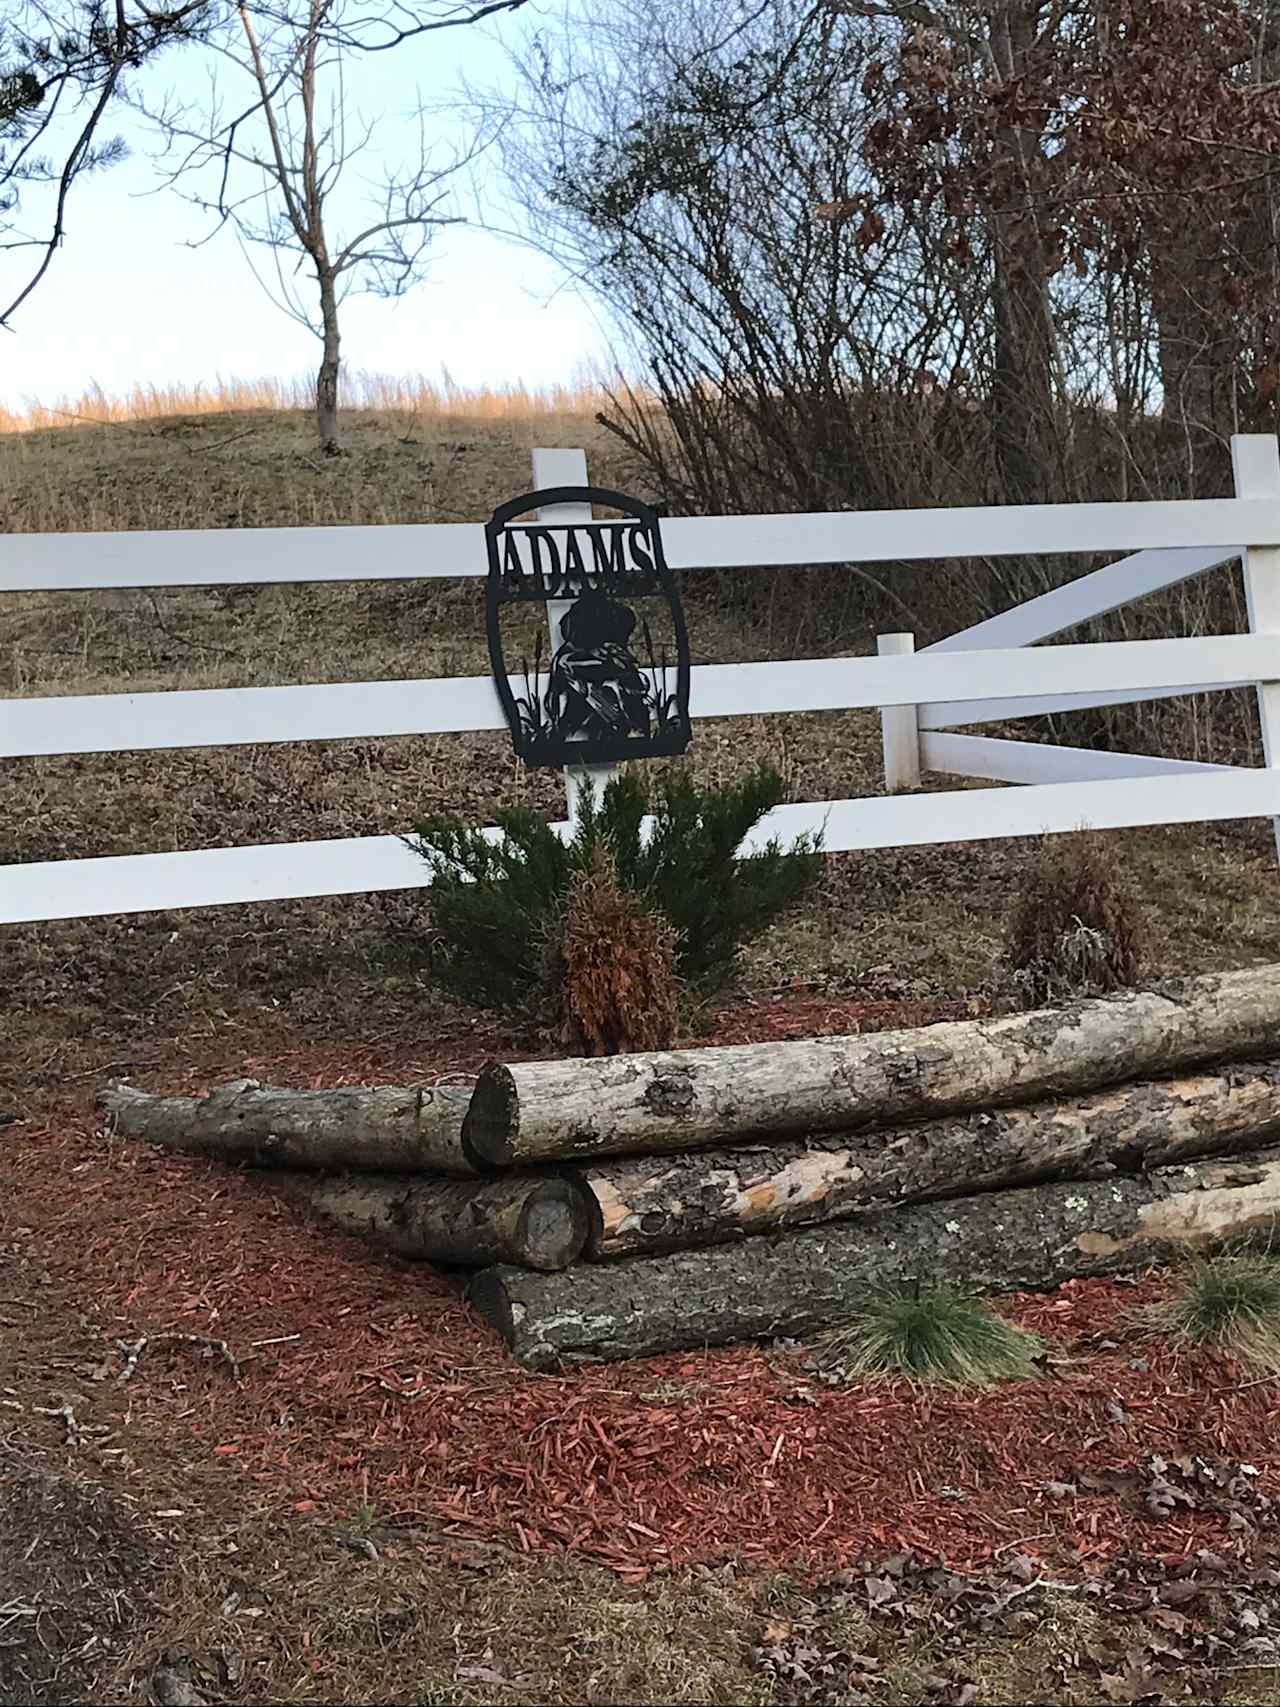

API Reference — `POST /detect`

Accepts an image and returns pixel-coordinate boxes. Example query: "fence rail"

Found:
[3,499,1279,593]
[5,634,1272,760]
[5,434,1280,925]
[5,768,1279,927]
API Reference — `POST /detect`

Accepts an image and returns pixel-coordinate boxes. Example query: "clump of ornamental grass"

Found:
[810,1282,1046,1388]
[1139,1252,1280,1372]
[1006,830,1146,1007]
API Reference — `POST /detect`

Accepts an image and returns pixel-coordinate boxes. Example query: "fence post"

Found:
[1230,434,1280,861]
[877,631,921,792]
[530,446,615,825]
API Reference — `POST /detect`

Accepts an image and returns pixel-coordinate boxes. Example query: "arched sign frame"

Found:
[484,485,693,771]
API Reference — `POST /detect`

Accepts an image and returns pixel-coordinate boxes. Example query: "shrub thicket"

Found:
[404,764,822,1048]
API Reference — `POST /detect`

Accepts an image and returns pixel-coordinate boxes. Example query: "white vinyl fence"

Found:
[4,436,1280,927]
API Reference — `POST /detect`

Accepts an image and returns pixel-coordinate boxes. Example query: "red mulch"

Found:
[6,990,1275,1584]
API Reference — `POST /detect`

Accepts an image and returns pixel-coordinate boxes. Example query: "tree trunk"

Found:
[282,1171,593,1271]
[987,0,1058,505]
[316,267,342,455]
[462,967,1280,1170]
[101,1078,476,1175]
[576,1060,1280,1259]
[1150,230,1233,494]
[991,239,1057,504]
[470,1146,1280,1368]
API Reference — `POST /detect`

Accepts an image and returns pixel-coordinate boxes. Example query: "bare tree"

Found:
[1,0,210,328]
[143,0,527,453]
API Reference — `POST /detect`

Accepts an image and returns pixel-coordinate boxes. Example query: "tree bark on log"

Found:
[101,1079,476,1175]
[282,1172,593,1271]
[469,1146,1280,1368]
[576,1061,1280,1258]
[463,967,1280,1169]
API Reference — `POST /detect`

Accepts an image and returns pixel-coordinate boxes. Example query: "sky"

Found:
[0,2,611,408]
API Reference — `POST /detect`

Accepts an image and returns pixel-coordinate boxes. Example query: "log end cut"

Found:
[517,1179,597,1272]
[461,1062,519,1170]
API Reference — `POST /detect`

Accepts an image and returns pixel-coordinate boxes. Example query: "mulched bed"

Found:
[6,988,1276,1587]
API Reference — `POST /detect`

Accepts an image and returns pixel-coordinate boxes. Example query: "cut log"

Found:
[283,1172,593,1271]
[101,1078,476,1175]
[463,966,1280,1169]
[577,1061,1280,1258]
[469,1146,1280,1368]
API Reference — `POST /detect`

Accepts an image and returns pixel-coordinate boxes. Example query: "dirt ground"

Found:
[5,406,1280,1704]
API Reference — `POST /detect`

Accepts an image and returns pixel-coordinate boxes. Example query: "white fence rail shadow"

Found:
[4,435,1280,926]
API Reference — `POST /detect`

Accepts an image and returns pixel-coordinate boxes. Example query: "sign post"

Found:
[530,449,610,822]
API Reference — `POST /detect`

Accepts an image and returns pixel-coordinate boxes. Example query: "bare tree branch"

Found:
[0,0,210,327]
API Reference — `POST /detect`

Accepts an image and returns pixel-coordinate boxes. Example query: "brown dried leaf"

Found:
[1158,1581,1205,1609]
[864,1574,898,1608]
[1005,1552,1038,1584]
[1146,1608,1187,1635]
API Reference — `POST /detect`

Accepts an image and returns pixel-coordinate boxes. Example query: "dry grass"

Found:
[6,1417,1276,1705]
[0,1438,161,1705]
[557,847,681,1055]
[1006,829,1147,1006]
[115,1520,776,1706]
[1,1430,1192,1707]
[0,371,617,435]
[0,397,631,546]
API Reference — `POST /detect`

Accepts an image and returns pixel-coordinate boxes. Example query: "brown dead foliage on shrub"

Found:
[555,848,680,1056]
[1006,831,1146,1007]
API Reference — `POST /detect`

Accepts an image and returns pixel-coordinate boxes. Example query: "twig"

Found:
[33,1401,110,1447]
[994,1531,1054,1554]
[146,592,247,661]
[990,1577,1050,1612]
[65,1056,164,1083]
[330,1528,380,1561]
[249,1333,302,1349]
[117,1332,242,1383]
[184,426,258,456]
[0,1601,38,1637]
[377,1377,432,1402]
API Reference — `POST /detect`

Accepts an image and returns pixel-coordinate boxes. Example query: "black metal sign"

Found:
[484,486,692,770]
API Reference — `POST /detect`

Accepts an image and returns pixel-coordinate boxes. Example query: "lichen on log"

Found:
[285,1171,593,1271]
[462,967,1280,1169]
[576,1061,1280,1258]
[469,1146,1280,1368]
[101,1078,476,1175]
